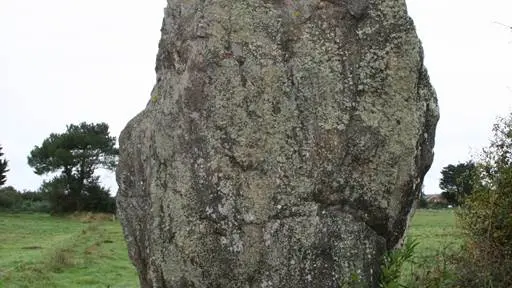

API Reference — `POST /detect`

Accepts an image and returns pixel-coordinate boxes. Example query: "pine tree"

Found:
[28,122,118,212]
[0,145,9,186]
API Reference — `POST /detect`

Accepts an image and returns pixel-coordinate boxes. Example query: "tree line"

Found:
[0,122,117,214]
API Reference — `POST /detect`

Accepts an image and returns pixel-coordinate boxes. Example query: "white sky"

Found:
[1,0,511,195]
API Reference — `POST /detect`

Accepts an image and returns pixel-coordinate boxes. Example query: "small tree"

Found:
[439,161,477,206]
[28,122,118,212]
[0,145,8,186]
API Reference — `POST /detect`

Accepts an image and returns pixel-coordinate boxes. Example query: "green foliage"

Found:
[339,228,458,288]
[454,178,512,286]
[397,210,462,287]
[80,179,116,213]
[454,114,512,287]
[401,245,457,288]
[20,190,46,202]
[338,238,422,288]
[40,176,115,214]
[439,161,477,206]
[379,238,419,288]
[27,122,118,213]
[339,271,365,288]
[17,199,52,213]
[0,186,22,209]
[0,145,9,186]
[457,182,512,252]
[0,186,50,213]
[28,122,118,176]
[341,219,459,288]
[39,176,72,213]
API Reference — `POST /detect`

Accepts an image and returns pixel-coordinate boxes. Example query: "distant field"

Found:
[401,209,463,285]
[0,213,138,288]
[0,209,460,287]
[408,209,462,255]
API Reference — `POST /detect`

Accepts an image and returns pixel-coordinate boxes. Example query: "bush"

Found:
[41,176,116,214]
[454,176,512,287]
[81,183,116,214]
[0,180,114,214]
[0,186,53,213]
[40,177,75,214]
[453,115,512,287]
[21,189,50,213]
[379,238,419,288]
[0,186,22,209]
[18,200,52,213]
[21,190,46,202]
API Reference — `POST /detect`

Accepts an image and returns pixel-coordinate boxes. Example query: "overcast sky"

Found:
[1,0,511,195]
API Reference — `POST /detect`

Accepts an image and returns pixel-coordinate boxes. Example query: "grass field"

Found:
[401,209,463,285]
[407,209,462,258]
[0,213,138,288]
[0,209,460,287]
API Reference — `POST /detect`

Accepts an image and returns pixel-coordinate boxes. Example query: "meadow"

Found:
[0,209,460,287]
[400,209,462,286]
[0,213,139,288]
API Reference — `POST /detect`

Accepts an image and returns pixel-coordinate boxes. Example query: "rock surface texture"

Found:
[116,0,439,287]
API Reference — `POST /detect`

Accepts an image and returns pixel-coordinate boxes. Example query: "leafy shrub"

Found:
[454,181,512,286]
[40,176,75,214]
[18,200,52,213]
[339,238,447,288]
[453,115,512,287]
[21,190,46,202]
[41,176,115,214]
[401,243,458,288]
[81,182,116,213]
[0,185,56,213]
[379,238,419,288]
[0,186,22,209]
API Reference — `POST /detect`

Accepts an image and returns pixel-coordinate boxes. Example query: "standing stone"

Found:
[116,0,439,287]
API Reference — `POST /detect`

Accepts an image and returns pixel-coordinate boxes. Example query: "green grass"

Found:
[400,209,463,286]
[0,209,460,287]
[0,213,138,288]
[407,209,463,261]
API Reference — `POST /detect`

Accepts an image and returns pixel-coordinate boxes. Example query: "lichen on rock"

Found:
[116,0,439,287]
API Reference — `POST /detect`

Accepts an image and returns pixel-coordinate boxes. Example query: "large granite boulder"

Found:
[116,0,439,287]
